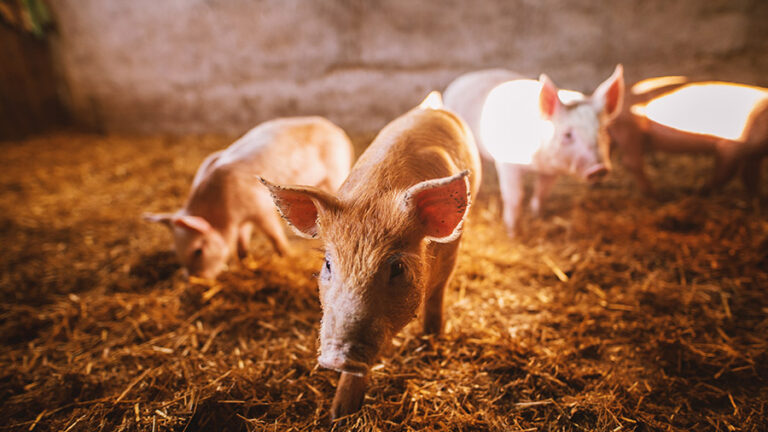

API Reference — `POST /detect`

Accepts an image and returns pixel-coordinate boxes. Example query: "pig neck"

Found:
[183,167,241,244]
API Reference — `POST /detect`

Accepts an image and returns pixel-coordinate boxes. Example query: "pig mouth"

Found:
[583,164,608,183]
[317,353,370,376]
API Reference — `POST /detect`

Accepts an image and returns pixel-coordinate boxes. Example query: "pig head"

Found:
[533,65,624,181]
[142,212,230,279]
[260,170,471,374]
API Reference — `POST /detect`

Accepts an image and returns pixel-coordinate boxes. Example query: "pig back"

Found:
[339,107,481,201]
[185,117,352,224]
[215,116,352,186]
[444,69,522,157]
[632,82,768,148]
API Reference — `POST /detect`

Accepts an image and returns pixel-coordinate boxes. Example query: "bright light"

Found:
[633,82,767,141]
[630,76,688,95]
[480,79,584,164]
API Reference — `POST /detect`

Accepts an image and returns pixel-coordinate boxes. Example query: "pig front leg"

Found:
[330,372,367,420]
[237,223,253,259]
[496,162,524,238]
[530,173,557,217]
[423,241,460,335]
[260,210,292,256]
[423,284,446,335]
[740,157,763,197]
[423,243,460,335]
[702,140,741,194]
[619,131,654,196]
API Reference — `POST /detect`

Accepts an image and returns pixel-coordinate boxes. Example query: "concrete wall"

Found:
[49,0,768,135]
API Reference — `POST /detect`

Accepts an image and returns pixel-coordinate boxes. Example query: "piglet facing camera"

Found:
[261,92,481,418]
[445,66,624,237]
[144,116,353,280]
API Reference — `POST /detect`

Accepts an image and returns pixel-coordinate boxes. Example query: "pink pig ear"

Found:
[538,74,562,120]
[173,215,213,233]
[591,64,625,119]
[402,170,471,243]
[258,177,340,239]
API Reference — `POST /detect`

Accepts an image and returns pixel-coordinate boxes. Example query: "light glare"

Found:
[633,83,767,141]
[480,79,584,164]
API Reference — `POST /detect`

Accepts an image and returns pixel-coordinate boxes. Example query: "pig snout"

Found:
[583,163,608,182]
[318,339,375,376]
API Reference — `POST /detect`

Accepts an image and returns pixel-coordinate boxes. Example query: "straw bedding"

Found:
[1,132,766,431]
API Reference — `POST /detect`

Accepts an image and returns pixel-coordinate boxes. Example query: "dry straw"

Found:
[1,133,766,431]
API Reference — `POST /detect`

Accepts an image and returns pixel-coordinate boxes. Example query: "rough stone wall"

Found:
[49,0,768,135]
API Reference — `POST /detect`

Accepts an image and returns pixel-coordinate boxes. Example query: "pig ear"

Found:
[591,64,624,119]
[258,177,340,239]
[143,212,174,228]
[173,215,213,233]
[539,74,562,120]
[402,170,471,243]
[419,90,444,110]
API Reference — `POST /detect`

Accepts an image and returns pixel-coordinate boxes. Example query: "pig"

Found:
[608,78,768,196]
[143,116,353,279]
[445,66,624,237]
[443,69,522,160]
[259,92,481,418]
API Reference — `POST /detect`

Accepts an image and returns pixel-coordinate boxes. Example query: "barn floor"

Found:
[1,132,767,431]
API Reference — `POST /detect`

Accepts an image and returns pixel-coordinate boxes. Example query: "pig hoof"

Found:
[331,373,367,420]
[423,319,443,335]
[330,395,364,420]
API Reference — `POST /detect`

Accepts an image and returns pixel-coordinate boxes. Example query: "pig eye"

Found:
[563,130,574,142]
[193,248,203,258]
[390,260,405,279]
[324,257,331,273]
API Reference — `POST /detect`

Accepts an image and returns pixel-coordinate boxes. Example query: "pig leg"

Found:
[740,157,763,197]
[702,140,741,194]
[530,173,557,217]
[260,211,292,256]
[423,285,446,335]
[331,372,367,420]
[496,162,524,238]
[423,242,460,335]
[237,223,253,259]
[620,133,654,196]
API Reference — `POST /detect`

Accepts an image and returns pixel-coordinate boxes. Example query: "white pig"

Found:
[143,117,353,279]
[260,92,481,418]
[445,66,624,236]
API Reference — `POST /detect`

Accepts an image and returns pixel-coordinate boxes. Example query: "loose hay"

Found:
[1,132,767,431]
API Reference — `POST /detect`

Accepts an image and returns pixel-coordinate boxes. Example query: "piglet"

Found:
[144,117,353,279]
[260,92,481,418]
[609,78,768,196]
[445,66,624,236]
